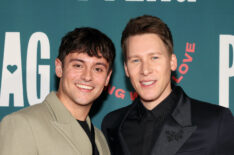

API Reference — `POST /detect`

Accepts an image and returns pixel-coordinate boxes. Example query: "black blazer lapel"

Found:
[151,89,197,155]
[117,100,139,155]
[151,117,196,155]
[103,101,138,155]
[118,131,131,155]
[104,126,129,155]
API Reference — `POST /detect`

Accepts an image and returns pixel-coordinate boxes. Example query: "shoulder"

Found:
[18,102,47,117]
[0,104,46,137]
[175,86,232,118]
[1,101,50,128]
[102,104,132,129]
[189,98,233,123]
[4,103,45,119]
[0,105,45,154]
[190,98,231,115]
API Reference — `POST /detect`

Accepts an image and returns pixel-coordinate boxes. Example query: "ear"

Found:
[105,70,112,86]
[170,54,177,71]
[124,62,129,77]
[55,58,63,78]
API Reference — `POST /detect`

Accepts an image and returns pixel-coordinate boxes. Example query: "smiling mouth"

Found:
[140,80,156,86]
[76,84,94,90]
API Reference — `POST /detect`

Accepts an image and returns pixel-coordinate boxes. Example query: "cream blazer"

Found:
[0,92,110,155]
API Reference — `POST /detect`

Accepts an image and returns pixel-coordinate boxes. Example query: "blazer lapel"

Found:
[118,131,131,155]
[151,117,196,155]
[51,121,92,154]
[45,92,92,154]
[151,89,197,155]
[94,127,110,155]
[117,100,139,155]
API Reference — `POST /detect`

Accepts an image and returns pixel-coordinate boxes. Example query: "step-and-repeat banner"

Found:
[0,0,233,128]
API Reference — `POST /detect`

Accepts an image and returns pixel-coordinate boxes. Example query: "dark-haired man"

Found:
[102,15,234,155]
[0,27,115,155]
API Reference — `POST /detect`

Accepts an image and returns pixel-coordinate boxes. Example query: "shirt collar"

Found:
[135,86,179,121]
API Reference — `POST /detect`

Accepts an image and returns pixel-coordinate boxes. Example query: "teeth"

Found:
[142,81,154,86]
[76,84,93,90]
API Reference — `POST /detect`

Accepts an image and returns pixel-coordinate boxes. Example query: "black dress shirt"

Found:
[121,89,178,155]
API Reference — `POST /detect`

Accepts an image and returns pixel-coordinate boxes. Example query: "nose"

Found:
[141,60,152,76]
[81,68,92,82]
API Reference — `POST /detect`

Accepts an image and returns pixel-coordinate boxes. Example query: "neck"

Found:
[68,105,91,121]
[141,88,172,110]
[56,93,92,121]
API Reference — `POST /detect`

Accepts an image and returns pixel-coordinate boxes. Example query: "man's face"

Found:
[124,33,177,110]
[55,52,112,108]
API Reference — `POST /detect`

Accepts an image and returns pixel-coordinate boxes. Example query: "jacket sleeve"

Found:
[217,108,234,154]
[0,113,37,155]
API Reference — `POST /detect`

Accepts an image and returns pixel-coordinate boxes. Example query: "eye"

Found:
[73,64,83,68]
[131,59,140,63]
[95,67,104,72]
[152,56,158,60]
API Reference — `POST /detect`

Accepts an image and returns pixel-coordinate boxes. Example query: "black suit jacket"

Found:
[102,87,234,155]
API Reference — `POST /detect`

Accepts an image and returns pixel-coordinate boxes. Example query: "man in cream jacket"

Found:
[0,27,115,155]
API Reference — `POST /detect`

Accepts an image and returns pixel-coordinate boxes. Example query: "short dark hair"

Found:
[121,15,173,61]
[58,27,115,71]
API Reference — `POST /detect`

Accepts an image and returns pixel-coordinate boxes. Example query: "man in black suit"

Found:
[102,15,234,155]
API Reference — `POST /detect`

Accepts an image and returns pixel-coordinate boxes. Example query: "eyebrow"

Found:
[95,62,108,69]
[128,52,162,59]
[127,55,139,60]
[149,52,162,55]
[69,58,84,63]
[69,58,108,68]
